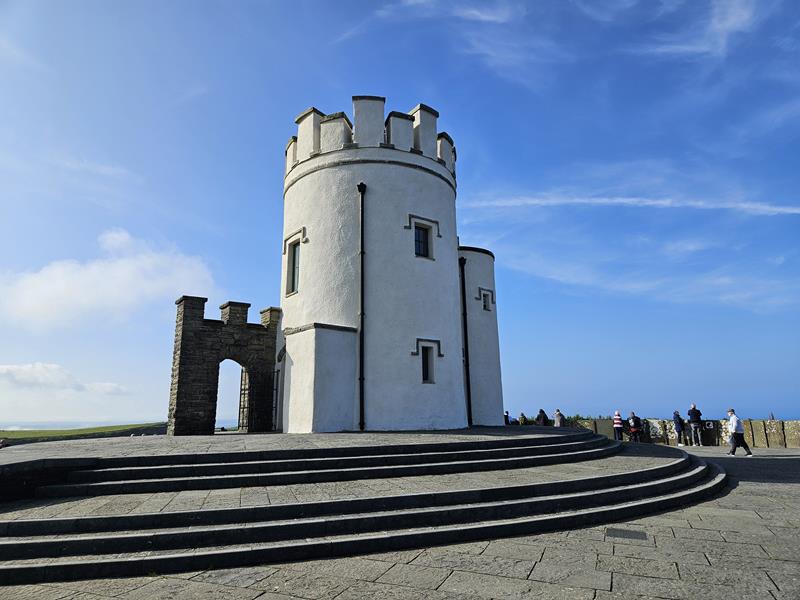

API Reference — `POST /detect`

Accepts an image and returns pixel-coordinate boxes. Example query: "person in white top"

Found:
[726,408,753,457]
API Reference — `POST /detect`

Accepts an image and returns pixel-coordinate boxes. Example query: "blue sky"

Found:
[1,0,798,426]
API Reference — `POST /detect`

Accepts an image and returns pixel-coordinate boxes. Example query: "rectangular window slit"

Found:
[287,240,300,294]
[421,346,434,383]
[414,224,430,258]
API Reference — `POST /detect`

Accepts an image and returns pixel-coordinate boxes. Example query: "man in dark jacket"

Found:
[673,410,686,446]
[687,403,703,447]
[628,412,642,443]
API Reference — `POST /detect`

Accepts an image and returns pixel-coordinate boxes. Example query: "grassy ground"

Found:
[0,423,167,445]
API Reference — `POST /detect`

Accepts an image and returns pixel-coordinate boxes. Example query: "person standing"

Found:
[628,412,642,443]
[673,410,686,447]
[553,409,565,427]
[687,403,703,447]
[613,411,624,441]
[727,409,753,456]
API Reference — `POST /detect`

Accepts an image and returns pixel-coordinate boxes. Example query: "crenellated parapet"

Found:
[285,96,456,179]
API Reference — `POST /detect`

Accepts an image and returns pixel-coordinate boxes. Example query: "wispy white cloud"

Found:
[0,35,47,71]
[466,194,800,216]
[0,363,126,395]
[0,229,215,331]
[53,157,136,180]
[635,0,766,59]
[452,3,526,24]
[502,249,799,312]
[571,0,639,23]
[662,239,716,257]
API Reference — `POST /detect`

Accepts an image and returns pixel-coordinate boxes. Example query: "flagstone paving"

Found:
[1,447,798,599]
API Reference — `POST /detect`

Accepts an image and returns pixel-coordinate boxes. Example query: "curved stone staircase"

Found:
[0,429,726,585]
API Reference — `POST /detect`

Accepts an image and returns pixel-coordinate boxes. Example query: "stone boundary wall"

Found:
[571,418,800,448]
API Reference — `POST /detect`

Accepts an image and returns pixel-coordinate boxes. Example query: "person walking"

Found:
[613,411,624,441]
[628,411,642,443]
[504,411,510,425]
[534,409,549,426]
[553,409,565,427]
[673,410,686,447]
[727,409,753,457]
[687,403,703,447]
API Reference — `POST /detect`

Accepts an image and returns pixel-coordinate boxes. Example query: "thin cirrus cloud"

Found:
[633,0,765,59]
[0,228,215,332]
[465,194,800,216]
[0,362,126,395]
[498,248,799,312]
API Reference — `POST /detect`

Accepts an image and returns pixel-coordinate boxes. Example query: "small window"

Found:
[414,224,430,258]
[482,292,492,311]
[421,346,434,383]
[287,240,300,294]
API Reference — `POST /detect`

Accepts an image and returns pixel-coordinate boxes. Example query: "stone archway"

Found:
[167,296,281,436]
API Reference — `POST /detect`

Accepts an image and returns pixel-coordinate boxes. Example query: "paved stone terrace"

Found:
[0,428,560,467]
[1,447,798,599]
[0,444,670,521]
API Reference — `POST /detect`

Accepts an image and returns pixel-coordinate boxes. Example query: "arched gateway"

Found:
[167,296,281,435]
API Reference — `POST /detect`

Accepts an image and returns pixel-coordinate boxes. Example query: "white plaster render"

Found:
[320,116,352,153]
[352,97,385,147]
[410,104,438,158]
[459,249,504,426]
[295,109,322,161]
[386,114,413,152]
[285,137,297,175]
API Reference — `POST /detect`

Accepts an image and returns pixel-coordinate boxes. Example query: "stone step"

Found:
[0,463,726,585]
[0,462,709,560]
[35,440,622,498]
[91,429,596,469]
[65,437,611,483]
[2,449,690,537]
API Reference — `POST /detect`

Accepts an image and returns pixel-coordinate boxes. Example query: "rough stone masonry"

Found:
[167,296,280,435]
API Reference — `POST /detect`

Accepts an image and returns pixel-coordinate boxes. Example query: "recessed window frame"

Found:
[411,338,443,385]
[404,214,441,261]
[482,292,492,311]
[286,240,301,296]
[414,224,431,258]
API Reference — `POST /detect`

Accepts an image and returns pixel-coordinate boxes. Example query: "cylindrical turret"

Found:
[458,247,504,426]
[279,96,466,432]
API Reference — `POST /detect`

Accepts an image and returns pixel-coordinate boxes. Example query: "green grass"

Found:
[0,422,166,445]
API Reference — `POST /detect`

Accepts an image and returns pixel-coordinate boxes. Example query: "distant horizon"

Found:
[3,410,799,432]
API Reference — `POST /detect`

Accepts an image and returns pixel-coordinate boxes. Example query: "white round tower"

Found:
[458,247,504,426]
[277,96,471,432]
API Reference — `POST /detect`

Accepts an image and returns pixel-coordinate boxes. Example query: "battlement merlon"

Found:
[386,111,414,152]
[353,96,386,147]
[175,296,208,322]
[409,103,438,159]
[320,112,353,154]
[295,107,324,162]
[437,132,455,172]
[285,136,297,175]
[219,301,251,325]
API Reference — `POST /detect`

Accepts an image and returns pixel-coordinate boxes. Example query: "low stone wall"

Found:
[577,418,800,448]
